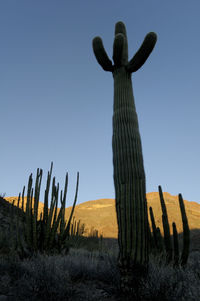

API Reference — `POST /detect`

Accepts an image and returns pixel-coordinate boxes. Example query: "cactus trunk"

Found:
[112,67,148,285]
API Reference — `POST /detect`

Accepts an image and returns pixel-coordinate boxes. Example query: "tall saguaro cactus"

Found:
[92,22,157,292]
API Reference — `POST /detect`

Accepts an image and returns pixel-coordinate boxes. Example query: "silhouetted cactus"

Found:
[148,187,190,267]
[93,21,157,293]
[14,162,79,258]
[179,193,190,266]
[156,226,164,252]
[172,222,179,267]
[158,185,173,263]
[149,206,159,250]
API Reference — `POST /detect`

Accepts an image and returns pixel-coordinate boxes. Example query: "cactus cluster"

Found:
[93,21,157,293]
[148,186,190,267]
[8,162,79,258]
[69,216,85,237]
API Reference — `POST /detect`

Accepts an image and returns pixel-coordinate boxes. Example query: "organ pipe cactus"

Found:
[93,21,157,292]
[15,162,79,258]
[149,186,190,267]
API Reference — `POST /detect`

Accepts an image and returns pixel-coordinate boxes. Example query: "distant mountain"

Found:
[4,192,200,250]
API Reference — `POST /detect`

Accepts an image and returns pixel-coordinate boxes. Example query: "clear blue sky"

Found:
[0,1,200,207]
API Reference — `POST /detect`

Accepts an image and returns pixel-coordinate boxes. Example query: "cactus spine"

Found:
[93,21,157,292]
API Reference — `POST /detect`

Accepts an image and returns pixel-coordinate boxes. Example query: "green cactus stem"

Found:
[93,21,157,293]
[25,174,33,248]
[22,186,25,212]
[178,193,190,266]
[148,190,190,268]
[156,227,164,252]
[158,185,173,263]
[147,218,154,252]
[172,222,179,267]
[149,206,159,249]
[33,168,42,250]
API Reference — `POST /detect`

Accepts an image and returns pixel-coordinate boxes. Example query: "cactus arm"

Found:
[147,218,154,251]
[115,20,128,37]
[114,21,128,64]
[44,178,58,249]
[126,32,157,73]
[62,172,79,241]
[32,168,42,250]
[158,185,173,263]
[59,173,68,235]
[25,174,33,248]
[172,222,179,267]
[17,193,20,208]
[43,162,53,225]
[92,37,113,72]
[156,227,164,252]
[21,186,25,212]
[59,193,65,236]
[51,192,58,233]
[30,188,34,244]
[179,193,190,266]
[149,206,159,249]
[49,204,66,248]
[113,34,124,67]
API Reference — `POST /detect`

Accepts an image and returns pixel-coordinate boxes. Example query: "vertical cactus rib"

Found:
[92,21,157,293]
[178,193,190,266]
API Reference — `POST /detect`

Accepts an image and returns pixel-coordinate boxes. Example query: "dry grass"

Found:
[0,236,199,301]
